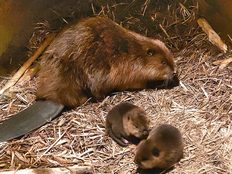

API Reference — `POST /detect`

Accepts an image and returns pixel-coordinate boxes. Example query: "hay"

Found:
[0,1,231,173]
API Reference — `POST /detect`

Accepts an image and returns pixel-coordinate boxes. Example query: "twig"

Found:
[159,24,179,50]
[0,33,57,95]
[197,18,227,52]
[33,126,70,165]
[0,165,93,174]
[213,57,232,70]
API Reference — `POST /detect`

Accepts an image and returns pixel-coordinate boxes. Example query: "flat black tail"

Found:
[0,100,64,142]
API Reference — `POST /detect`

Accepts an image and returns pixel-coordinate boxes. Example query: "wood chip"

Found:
[197,18,227,52]
[213,57,232,69]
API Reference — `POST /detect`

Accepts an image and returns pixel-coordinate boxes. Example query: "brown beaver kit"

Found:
[37,17,179,107]
[135,124,183,169]
[106,103,149,147]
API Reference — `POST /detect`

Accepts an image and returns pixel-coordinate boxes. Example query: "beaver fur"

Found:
[106,103,149,147]
[36,17,179,107]
[134,124,183,169]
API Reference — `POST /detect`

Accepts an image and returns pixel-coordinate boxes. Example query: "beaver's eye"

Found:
[161,61,166,65]
[152,148,160,157]
[134,125,138,128]
[147,49,155,56]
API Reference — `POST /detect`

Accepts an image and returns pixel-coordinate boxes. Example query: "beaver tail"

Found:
[0,100,64,141]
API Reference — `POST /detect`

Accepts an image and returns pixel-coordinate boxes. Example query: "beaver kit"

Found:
[0,17,178,141]
[106,103,150,147]
[135,124,183,170]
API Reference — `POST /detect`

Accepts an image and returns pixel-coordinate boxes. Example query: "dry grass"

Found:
[0,1,232,174]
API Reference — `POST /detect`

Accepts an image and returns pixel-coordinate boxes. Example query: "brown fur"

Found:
[106,103,149,147]
[36,17,178,107]
[135,124,183,169]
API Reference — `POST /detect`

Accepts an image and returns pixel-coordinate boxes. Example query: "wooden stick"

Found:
[16,67,37,86]
[33,127,70,165]
[0,165,93,174]
[159,24,179,50]
[197,18,227,52]
[0,33,57,95]
[213,57,232,70]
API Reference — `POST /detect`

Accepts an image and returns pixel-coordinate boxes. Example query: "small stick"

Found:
[197,18,227,52]
[0,33,57,95]
[159,24,179,50]
[33,126,69,165]
[16,67,37,87]
[0,165,93,174]
[213,57,232,70]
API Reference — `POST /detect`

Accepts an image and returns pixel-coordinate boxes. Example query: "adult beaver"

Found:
[36,17,178,107]
[106,103,149,147]
[0,17,179,141]
[135,124,183,170]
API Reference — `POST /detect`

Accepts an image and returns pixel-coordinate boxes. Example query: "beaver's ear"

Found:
[152,148,160,157]
[147,48,155,56]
